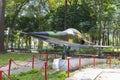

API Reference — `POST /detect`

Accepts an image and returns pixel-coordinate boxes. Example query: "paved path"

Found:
[66,68,120,80]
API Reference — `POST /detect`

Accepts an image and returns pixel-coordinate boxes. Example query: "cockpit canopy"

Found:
[63,28,81,35]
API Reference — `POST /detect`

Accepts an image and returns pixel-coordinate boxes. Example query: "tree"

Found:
[50,2,97,31]
[5,0,29,51]
[0,0,5,53]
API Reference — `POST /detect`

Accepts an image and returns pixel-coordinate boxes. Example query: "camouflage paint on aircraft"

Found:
[28,28,88,45]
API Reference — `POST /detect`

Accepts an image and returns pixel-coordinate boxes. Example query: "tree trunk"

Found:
[0,0,5,53]
[38,40,43,53]
[107,28,110,45]
[64,0,67,29]
[28,36,31,49]
[18,35,20,48]
[98,1,103,57]
[116,31,119,46]
[102,22,106,45]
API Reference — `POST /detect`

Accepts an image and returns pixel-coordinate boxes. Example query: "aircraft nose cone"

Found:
[77,33,82,39]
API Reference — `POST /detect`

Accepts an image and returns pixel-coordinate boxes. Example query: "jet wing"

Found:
[92,45,113,48]
[46,37,112,49]
[40,35,113,49]
[46,37,94,49]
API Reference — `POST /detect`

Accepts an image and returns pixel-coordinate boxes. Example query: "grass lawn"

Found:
[0,52,60,66]
[0,52,40,65]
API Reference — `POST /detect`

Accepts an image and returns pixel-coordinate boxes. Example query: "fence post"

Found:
[108,56,112,68]
[118,54,120,59]
[93,55,96,69]
[67,58,70,77]
[44,62,47,80]
[46,51,48,62]
[8,59,12,76]
[39,54,41,60]
[0,70,2,80]
[78,56,81,70]
[32,55,35,69]
[46,51,48,66]
[54,53,56,58]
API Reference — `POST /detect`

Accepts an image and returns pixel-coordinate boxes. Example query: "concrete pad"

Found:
[66,69,120,80]
[52,58,106,71]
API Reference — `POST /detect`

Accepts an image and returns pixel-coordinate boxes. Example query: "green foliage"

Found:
[48,70,67,80]
[9,74,19,80]
[102,48,113,52]
[13,0,25,3]
[51,3,97,32]
[111,58,120,65]
[78,48,97,54]
[18,69,39,76]
[48,0,64,10]
[3,69,67,80]
[8,69,39,80]
[56,71,67,80]
[17,14,51,32]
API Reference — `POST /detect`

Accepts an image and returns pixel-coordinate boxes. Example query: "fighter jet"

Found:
[22,28,112,58]
[23,28,110,47]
